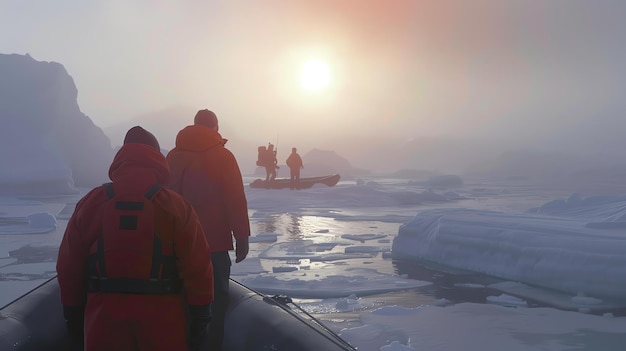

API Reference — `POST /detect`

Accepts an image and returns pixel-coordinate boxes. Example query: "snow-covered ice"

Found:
[2,176,626,350]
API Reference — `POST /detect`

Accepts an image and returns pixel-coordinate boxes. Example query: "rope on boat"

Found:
[266,294,357,351]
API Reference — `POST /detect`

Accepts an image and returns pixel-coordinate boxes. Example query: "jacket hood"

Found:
[108,144,170,191]
[174,125,225,152]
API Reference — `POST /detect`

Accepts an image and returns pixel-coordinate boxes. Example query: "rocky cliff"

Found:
[0,53,113,192]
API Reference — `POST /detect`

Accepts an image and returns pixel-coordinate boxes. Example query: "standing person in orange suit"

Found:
[167,109,251,351]
[57,126,214,351]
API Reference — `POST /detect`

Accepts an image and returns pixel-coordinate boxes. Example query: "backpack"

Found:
[88,182,182,294]
[256,146,267,166]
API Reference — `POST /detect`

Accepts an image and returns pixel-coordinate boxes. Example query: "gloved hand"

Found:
[235,238,249,263]
[188,304,211,351]
[63,305,84,350]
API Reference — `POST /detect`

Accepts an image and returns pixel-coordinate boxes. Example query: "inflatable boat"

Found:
[0,277,356,351]
[250,174,341,190]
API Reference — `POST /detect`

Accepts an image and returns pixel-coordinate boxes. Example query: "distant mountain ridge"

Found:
[103,106,626,182]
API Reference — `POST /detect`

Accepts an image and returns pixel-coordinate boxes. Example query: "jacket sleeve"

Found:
[168,192,214,305]
[223,151,251,242]
[165,149,184,194]
[56,191,100,306]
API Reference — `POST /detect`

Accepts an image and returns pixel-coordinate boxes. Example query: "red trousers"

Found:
[84,293,188,351]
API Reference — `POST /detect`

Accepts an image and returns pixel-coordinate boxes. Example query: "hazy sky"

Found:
[2,1,626,157]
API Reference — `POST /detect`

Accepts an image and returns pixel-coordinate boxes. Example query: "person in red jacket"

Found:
[56,126,214,351]
[167,109,250,351]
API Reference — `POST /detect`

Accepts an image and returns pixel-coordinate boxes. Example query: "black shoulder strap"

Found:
[144,183,163,200]
[103,182,163,200]
[103,182,114,199]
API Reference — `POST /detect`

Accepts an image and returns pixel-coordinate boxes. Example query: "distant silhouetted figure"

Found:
[286,147,303,189]
[264,143,278,182]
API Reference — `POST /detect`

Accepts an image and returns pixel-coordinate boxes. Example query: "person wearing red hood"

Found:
[56,126,214,351]
[167,109,250,351]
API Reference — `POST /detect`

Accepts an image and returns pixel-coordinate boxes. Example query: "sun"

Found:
[299,59,331,91]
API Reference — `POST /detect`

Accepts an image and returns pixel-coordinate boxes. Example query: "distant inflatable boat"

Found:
[250,174,341,190]
[0,277,355,351]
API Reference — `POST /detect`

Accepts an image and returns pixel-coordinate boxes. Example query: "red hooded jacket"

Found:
[166,125,250,252]
[56,144,214,306]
